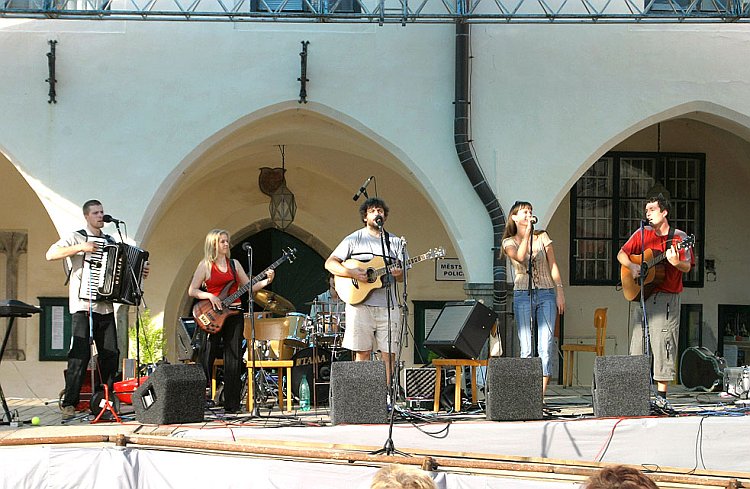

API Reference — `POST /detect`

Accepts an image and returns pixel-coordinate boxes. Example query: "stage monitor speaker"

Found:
[132,363,206,425]
[424,300,496,359]
[593,355,650,418]
[485,357,543,421]
[330,361,388,425]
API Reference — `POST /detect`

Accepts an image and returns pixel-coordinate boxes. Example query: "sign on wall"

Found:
[435,258,464,281]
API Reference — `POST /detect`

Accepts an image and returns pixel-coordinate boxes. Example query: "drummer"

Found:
[310,273,346,324]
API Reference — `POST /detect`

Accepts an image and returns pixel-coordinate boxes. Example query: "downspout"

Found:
[454,20,510,346]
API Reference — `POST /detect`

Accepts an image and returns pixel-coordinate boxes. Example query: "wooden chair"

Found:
[561,308,608,387]
[244,317,294,412]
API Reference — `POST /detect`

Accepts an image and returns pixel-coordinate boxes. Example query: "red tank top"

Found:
[204,260,240,304]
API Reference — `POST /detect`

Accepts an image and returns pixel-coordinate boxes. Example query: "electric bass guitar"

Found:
[620,234,694,302]
[193,247,296,334]
[334,247,445,305]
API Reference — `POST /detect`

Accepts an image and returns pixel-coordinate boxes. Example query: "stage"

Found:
[1,385,750,488]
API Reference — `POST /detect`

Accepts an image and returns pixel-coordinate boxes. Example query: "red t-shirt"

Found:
[620,227,694,294]
[204,261,239,304]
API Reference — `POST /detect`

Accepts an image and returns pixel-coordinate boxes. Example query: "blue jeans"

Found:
[514,288,557,376]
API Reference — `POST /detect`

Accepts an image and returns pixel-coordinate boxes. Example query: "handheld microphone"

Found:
[103,214,123,224]
[374,215,384,228]
[529,216,538,225]
[352,176,374,201]
[242,243,253,251]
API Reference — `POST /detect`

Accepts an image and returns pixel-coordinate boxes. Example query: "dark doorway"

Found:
[231,228,328,315]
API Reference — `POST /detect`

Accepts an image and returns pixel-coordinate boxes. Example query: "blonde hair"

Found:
[370,465,436,489]
[202,229,231,275]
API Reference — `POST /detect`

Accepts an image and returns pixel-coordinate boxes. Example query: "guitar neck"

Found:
[645,251,669,269]
[373,253,432,278]
[221,256,284,307]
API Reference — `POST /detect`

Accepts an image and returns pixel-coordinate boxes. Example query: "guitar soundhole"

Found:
[365,268,376,283]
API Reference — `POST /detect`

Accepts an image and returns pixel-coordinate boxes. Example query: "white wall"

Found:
[2,19,750,396]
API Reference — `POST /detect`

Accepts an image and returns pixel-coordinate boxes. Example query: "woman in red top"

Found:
[189,229,274,413]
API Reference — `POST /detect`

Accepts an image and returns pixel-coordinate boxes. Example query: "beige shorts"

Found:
[343,304,401,354]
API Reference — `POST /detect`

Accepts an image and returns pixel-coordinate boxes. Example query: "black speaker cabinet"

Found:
[132,363,206,425]
[330,361,388,425]
[424,300,496,359]
[485,357,543,421]
[593,355,650,418]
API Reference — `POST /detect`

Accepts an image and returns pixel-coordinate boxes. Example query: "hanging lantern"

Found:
[269,182,296,230]
[264,145,296,230]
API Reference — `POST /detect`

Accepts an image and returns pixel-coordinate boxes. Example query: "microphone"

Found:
[352,176,374,201]
[103,214,123,224]
[641,219,651,227]
[529,216,538,225]
[374,215,384,228]
[242,243,253,251]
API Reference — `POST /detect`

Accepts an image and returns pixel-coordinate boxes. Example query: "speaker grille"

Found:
[593,355,650,418]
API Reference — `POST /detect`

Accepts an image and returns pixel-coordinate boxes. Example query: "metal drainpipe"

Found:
[454,20,510,345]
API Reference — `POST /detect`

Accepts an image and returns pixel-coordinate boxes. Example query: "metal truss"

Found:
[1,0,749,23]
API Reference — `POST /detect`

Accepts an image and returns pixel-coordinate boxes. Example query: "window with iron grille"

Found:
[569,152,704,287]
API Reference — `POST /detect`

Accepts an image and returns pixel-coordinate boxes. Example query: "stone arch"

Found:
[143,103,467,360]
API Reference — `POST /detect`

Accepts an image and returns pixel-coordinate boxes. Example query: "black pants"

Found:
[201,314,244,412]
[62,311,119,409]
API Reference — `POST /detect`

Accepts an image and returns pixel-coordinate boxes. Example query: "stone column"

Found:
[0,231,28,360]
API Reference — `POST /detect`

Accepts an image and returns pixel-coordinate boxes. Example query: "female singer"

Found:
[501,201,565,397]
[188,229,274,413]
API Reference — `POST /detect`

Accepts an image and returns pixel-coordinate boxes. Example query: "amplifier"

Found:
[724,366,750,398]
[404,367,436,400]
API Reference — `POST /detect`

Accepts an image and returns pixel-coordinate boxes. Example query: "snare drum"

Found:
[285,312,311,348]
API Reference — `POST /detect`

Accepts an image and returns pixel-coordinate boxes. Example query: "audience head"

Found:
[370,464,437,489]
[583,465,658,489]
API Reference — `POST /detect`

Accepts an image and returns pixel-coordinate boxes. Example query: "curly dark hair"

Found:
[359,197,389,222]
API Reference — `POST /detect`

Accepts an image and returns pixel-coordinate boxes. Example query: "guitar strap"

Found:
[666,227,676,256]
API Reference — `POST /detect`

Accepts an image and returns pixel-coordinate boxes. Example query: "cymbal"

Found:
[254,289,295,315]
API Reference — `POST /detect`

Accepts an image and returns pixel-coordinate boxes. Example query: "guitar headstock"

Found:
[284,247,298,263]
[679,235,696,250]
[426,247,446,260]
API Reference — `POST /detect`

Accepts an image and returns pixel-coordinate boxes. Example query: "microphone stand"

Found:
[371,220,408,457]
[246,245,262,418]
[527,221,538,359]
[637,221,663,407]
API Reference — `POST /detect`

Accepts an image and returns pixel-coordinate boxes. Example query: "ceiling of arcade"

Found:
[142,108,464,334]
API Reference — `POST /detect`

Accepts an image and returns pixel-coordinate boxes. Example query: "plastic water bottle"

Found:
[299,375,311,411]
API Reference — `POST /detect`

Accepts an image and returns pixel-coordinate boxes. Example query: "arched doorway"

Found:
[232,228,328,315]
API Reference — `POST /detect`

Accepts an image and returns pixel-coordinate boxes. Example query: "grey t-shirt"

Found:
[331,228,406,307]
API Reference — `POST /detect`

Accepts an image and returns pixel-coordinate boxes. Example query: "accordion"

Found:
[79,238,149,306]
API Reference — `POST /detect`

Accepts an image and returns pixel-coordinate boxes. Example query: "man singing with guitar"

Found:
[617,194,694,400]
[188,229,274,413]
[325,197,405,386]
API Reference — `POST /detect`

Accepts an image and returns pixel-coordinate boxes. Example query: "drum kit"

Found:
[250,290,349,406]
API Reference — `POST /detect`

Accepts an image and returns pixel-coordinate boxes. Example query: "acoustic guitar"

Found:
[620,234,694,302]
[334,247,445,305]
[193,247,296,334]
